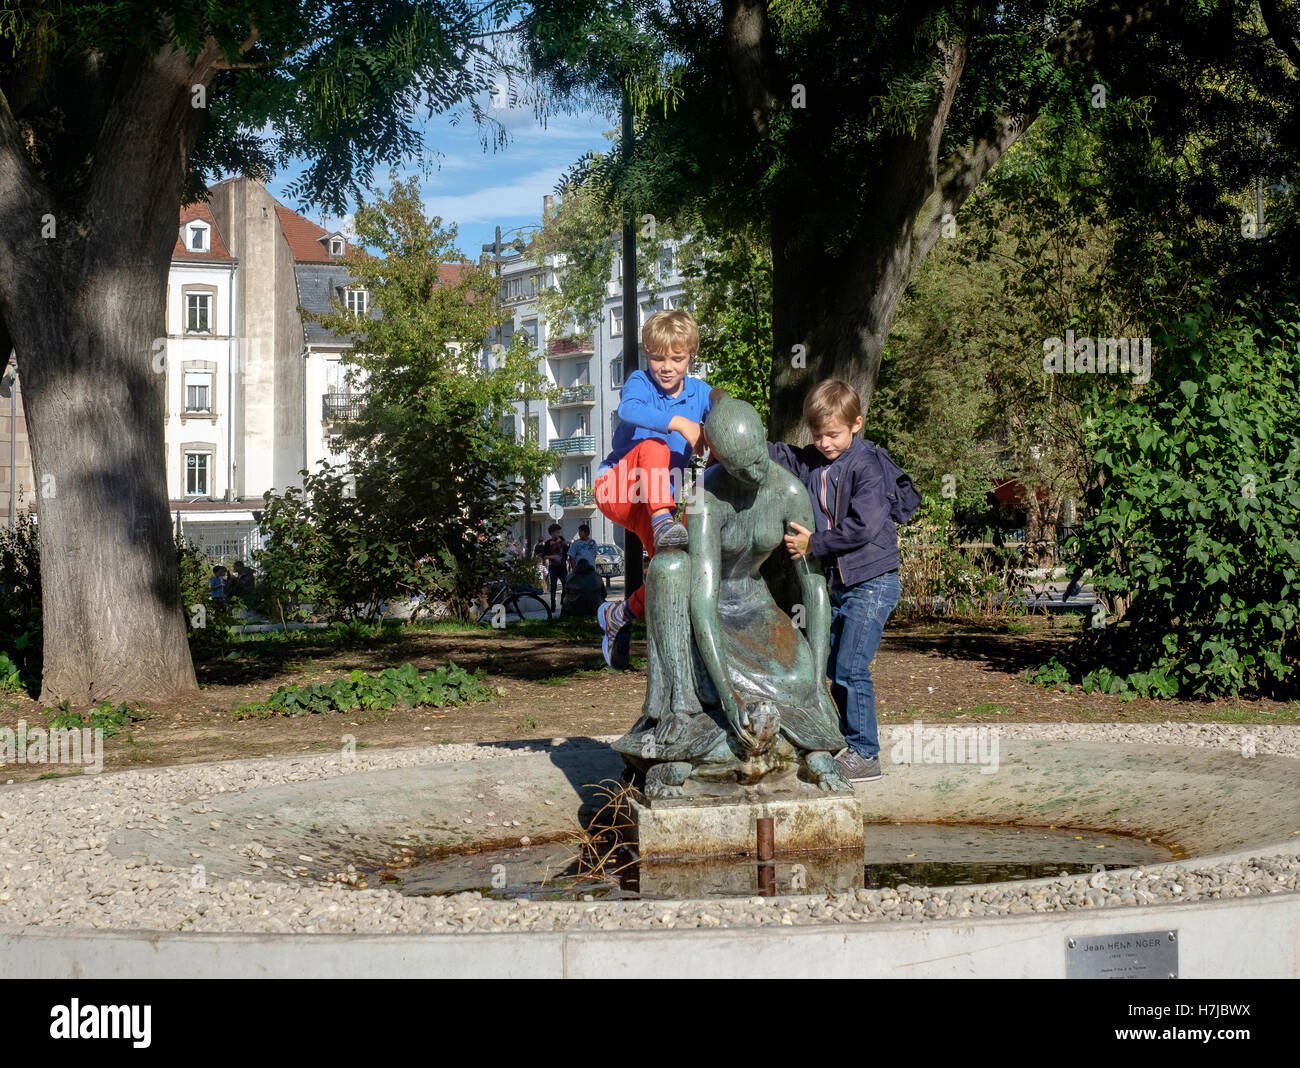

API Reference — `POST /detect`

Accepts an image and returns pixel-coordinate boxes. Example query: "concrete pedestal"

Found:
[630,793,864,860]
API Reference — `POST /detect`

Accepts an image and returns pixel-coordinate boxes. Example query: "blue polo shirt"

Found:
[598,370,712,478]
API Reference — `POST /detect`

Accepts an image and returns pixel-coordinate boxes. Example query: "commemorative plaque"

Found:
[1066,929,1178,979]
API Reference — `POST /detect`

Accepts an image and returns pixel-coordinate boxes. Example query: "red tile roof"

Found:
[173,203,234,263]
[274,203,345,262]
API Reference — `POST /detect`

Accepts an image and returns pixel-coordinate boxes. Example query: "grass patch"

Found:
[966,702,1011,717]
[1204,703,1300,723]
[518,713,540,730]
[230,662,497,719]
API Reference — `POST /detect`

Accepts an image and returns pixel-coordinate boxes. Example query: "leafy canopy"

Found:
[255,177,554,619]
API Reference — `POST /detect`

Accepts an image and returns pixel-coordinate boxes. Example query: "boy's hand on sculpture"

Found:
[784,522,812,559]
[668,416,704,454]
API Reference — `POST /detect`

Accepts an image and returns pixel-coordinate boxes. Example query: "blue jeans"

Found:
[547,563,566,609]
[828,571,900,760]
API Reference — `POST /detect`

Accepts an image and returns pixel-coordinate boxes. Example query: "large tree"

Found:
[523,0,1300,440]
[0,1,519,701]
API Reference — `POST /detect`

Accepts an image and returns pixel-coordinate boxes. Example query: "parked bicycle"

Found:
[476,576,553,624]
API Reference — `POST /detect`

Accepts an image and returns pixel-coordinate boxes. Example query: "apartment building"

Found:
[165,176,379,559]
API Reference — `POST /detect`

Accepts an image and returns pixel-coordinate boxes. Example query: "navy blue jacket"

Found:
[767,438,899,587]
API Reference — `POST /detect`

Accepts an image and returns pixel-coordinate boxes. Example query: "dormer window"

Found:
[186,221,210,253]
[345,288,368,317]
[330,236,345,256]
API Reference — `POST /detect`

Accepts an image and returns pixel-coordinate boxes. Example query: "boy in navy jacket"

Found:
[767,379,901,782]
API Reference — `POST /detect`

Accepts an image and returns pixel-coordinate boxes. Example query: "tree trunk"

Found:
[0,41,218,703]
[761,36,1019,443]
[768,217,913,443]
[16,276,197,704]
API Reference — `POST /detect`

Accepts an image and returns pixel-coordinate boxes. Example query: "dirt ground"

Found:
[1,614,1295,783]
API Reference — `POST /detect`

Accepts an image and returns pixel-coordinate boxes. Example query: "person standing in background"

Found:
[541,523,569,613]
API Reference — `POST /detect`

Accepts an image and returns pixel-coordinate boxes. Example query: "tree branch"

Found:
[1260,0,1300,70]
[916,2,1169,264]
[0,85,55,276]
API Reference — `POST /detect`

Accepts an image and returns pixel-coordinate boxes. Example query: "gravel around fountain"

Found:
[2,723,1298,934]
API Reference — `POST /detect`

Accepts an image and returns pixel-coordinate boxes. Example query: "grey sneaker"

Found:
[653,520,689,551]
[834,749,882,782]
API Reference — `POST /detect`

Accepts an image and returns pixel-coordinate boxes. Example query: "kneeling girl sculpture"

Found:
[615,394,852,799]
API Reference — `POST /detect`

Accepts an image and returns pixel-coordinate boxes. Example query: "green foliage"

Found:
[1025,657,1070,690]
[45,700,150,738]
[1066,302,1300,697]
[0,651,24,693]
[254,461,418,623]
[260,178,556,620]
[532,167,684,335]
[230,661,494,718]
[678,226,772,421]
[2,2,527,211]
[0,508,42,694]
[176,535,238,650]
[898,497,1032,621]
[0,506,40,620]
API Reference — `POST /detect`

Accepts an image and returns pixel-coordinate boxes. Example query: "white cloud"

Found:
[423,165,569,227]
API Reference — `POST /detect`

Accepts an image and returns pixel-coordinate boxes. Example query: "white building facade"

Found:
[163,178,378,561]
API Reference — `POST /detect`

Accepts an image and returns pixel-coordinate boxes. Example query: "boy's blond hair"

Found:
[642,308,699,355]
[803,379,862,431]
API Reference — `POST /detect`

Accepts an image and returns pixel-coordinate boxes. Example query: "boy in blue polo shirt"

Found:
[594,309,712,667]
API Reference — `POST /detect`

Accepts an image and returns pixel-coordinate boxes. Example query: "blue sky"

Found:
[266,92,617,262]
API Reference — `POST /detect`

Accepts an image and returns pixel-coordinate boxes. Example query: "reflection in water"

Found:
[345,822,1175,902]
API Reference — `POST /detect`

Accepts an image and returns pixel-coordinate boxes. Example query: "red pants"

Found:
[594,438,676,618]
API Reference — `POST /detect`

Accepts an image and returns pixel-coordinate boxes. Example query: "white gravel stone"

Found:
[0,727,1297,935]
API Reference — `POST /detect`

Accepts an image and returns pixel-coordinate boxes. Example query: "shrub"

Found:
[230,661,495,718]
[1062,301,1300,697]
[45,700,150,737]
[898,497,1033,621]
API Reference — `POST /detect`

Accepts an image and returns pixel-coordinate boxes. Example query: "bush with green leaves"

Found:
[176,535,239,651]
[1062,302,1300,697]
[45,700,150,737]
[898,497,1032,621]
[231,662,494,719]
[255,179,555,624]
[253,462,420,624]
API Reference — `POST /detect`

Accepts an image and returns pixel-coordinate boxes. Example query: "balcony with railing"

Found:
[552,383,595,408]
[547,336,595,358]
[322,392,364,421]
[549,488,596,508]
[548,435,596,457]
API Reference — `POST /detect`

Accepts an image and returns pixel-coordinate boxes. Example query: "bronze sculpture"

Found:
[615,395,852,800]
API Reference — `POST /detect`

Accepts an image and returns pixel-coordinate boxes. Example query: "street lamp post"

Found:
[482,225,536,547]
[620,85,644,595]
[1,353,17,528]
